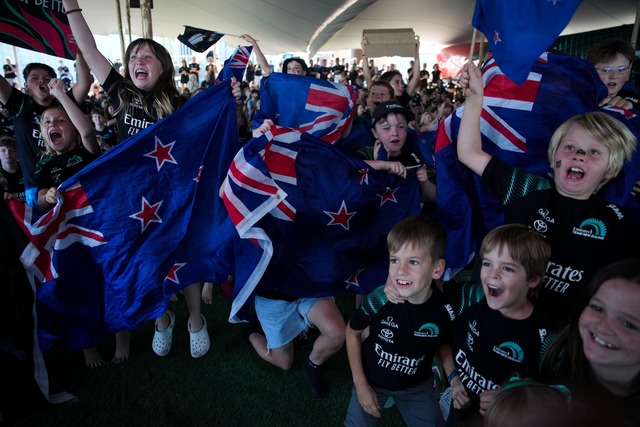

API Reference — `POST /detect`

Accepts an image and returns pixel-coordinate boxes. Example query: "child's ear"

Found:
[527,274,542,289]
[432,258,446,280]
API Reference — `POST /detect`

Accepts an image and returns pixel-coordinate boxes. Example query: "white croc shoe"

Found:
[152,310,175,356]
[189,314,210,358]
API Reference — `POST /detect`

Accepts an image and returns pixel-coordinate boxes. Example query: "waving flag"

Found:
[255,73,359,144]
[9,82,238,349]
[436,52,640,279]
[177,25,224,52]
[0,0,77,59]
[223,126,422,321]
[472,0,582,85]
[215,45,253,85]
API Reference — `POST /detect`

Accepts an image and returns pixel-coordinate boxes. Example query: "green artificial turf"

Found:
[15,286,409,426]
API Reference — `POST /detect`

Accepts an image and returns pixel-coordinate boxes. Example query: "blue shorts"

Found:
[254,296,332,350]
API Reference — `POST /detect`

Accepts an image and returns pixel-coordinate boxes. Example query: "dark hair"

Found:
[22,63,56,80]
[115,38,181,120]
[282,57,308,74]
[586,38,636,65]
[540,258,640,392]
[387,216,447,262]
[379,70,402,83]
[0,135,16,148]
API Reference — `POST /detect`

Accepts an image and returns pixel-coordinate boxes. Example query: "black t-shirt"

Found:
[4,88,80,189]
[482,157,640,328]
[34,145,99,190]
[189,62,201,80]
[350,285,456,390]
[451,300,550,412]
[102,68,187,142]
[179,66,190,84]
[1,165,25,202]
[619,88,639,110]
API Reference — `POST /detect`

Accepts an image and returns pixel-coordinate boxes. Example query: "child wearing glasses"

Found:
[586,38,638,110]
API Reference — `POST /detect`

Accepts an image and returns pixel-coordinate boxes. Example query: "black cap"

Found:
[371,101,415,126]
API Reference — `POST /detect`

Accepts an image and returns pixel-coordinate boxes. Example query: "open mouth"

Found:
[135,69,148,78]
[566,166,585,180]
[396,279,412,288]
[49,130,63,145]
[486,285,504,297]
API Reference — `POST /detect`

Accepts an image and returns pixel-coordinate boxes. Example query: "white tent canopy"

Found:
[80,0,637,57]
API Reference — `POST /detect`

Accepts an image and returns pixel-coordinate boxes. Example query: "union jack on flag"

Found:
[222,125,423,322]
[215,45,253,85]
[435,52,640,280]
[255,72,359,144]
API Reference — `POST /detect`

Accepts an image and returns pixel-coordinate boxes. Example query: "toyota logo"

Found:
[380,329,394,338]
[533,220,548,233]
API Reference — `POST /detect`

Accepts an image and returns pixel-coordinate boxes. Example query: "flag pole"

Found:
[469,28,477,62]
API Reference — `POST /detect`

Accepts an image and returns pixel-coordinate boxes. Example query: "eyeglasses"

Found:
[595,65,630,76]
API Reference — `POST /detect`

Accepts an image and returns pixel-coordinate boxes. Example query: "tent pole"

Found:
[12,45,21,88]
[115,0,126,65]
[126,0,132,44]
[631,0,640,49]
[141,0,153,39]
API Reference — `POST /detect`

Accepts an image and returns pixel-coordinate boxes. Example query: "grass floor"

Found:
[15,286,408,426]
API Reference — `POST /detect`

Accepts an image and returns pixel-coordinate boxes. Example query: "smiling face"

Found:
[551,124,614,199]
[372,113,408,157]
[40,106,77,154]
[594,53,631,98]
[127,43,164,91]
[579,278,640,381]
[480,245,540,319]
[388,242,443,304]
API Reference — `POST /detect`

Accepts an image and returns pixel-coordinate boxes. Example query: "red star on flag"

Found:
[144,136,177,171]
[377,187,398,206]
[324,201,356,231]
[130,196,163,233]
[493,30,502,45]
[358,168,369,185]
[345,268,364,290]
[166,262,186,283]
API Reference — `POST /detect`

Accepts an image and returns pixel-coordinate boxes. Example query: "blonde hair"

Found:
[547,112,637,181]
[39,106,79,156]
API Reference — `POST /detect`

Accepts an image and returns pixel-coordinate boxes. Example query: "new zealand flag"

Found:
[222,125,423,322]
[9,81,238,349]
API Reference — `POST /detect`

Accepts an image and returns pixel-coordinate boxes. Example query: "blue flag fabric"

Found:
[472,0,582,85]
[435,52,640,280]
[10,82,238,349]
[222,126,423,322]
[255,73,359,144]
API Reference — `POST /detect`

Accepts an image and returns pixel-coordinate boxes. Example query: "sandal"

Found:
[152,311,175,356]
[189,314,210,358]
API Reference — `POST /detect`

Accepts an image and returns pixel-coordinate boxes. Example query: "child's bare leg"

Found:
[201,282,214,304]
[247,332,294,370]
[83,347,106,368]
[112,330,131,363]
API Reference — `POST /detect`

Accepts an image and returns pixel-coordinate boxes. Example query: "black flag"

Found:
[178,26,225,52]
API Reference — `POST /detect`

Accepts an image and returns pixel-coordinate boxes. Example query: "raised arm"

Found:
[62,0,113,84]
[240,34,271,77]
[405,37,421,97]
[457,62,492,176]
[49,78,99,155]
[361,37,373,89]
[71,50,92,103]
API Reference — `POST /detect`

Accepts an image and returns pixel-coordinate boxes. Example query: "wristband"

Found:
[447,369,458,383]
[64,8,82,15]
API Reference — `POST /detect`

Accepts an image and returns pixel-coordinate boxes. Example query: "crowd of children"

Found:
[1,5,639,424]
